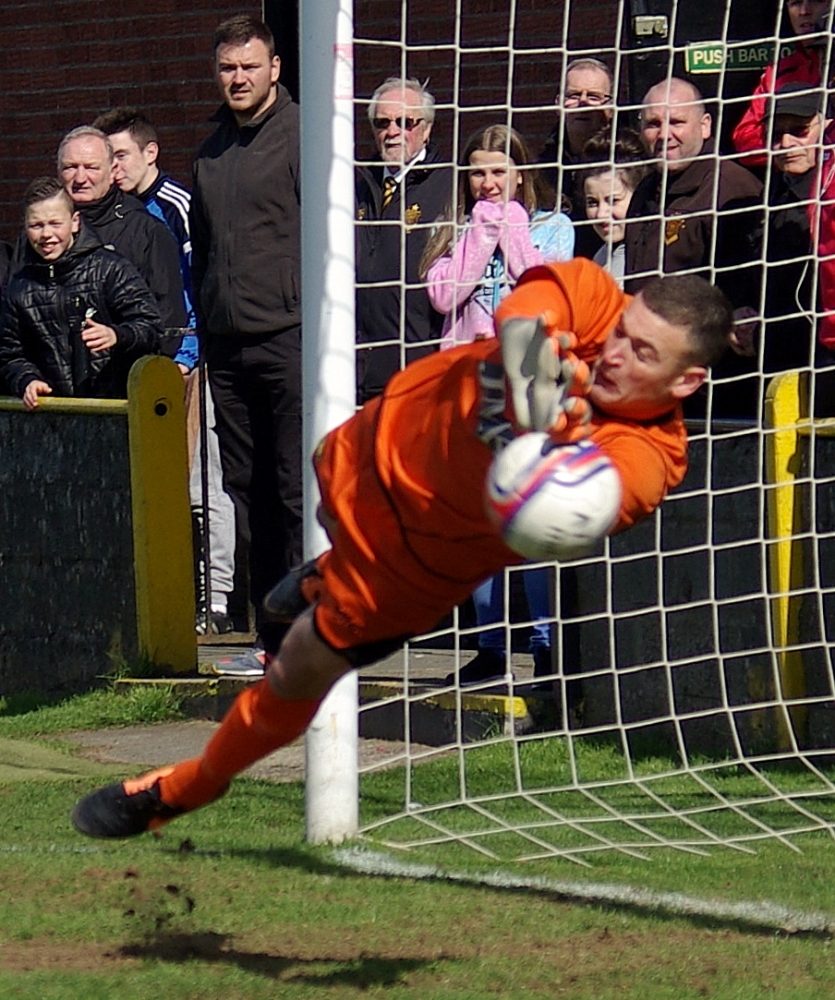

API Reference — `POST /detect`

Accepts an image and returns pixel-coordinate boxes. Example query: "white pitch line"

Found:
[333,847,835,935]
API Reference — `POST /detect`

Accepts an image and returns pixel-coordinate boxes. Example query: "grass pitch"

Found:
[0,690,834,999]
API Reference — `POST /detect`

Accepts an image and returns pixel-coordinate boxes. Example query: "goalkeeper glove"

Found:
[500,311,592,443]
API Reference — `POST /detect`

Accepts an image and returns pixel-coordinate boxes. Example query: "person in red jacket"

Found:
[732,1,829,166]
[813,118,835,356]
[70,258,733,840]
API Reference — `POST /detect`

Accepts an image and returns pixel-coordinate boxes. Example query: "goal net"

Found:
[309,0,835,865]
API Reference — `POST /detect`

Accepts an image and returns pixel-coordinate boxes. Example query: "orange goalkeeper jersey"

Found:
[313,257,689,649]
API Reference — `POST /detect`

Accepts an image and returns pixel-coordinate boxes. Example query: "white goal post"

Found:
[300,0,835,860]
[299,0,359,843]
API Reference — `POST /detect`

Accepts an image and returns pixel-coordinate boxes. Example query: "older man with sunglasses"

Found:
[355,77,453,401]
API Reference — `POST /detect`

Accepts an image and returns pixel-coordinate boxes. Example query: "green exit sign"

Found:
[686,41,795,73]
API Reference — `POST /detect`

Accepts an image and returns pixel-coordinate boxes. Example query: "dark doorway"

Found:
[264,0,300,102]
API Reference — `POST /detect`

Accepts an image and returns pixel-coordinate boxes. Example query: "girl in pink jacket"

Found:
[420,124,574,350]
[419,125,574,689]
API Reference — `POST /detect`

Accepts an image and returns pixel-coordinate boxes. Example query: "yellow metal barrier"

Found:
[765,371,835,744]
[127,356,195,673]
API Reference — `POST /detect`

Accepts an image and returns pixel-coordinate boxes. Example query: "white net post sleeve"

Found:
[300,0,359,844]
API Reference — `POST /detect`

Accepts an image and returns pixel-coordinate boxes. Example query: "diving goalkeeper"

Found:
[72,257,731,838]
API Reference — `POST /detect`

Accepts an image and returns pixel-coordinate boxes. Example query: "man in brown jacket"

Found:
[624,78,764,418]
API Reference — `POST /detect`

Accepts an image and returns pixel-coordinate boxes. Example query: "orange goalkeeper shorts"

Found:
[310,398,490,662]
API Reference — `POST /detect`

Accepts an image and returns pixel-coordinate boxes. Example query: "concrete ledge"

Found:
[114,674,560,747]
[359,678,544,745]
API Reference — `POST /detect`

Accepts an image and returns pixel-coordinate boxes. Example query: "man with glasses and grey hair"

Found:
[539,57,615,258]
[355,77,452,401]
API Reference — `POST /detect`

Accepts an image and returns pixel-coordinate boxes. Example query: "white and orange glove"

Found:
[499,310,592,444]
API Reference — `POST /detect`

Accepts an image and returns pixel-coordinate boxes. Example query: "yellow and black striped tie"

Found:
[381,175,398,211]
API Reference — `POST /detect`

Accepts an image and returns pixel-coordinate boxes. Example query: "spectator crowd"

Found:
[2,5,835,678]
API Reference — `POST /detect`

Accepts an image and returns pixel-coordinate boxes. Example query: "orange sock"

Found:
[157,680,321,811]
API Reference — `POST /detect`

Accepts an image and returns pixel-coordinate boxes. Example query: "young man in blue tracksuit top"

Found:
[94,106,237,636]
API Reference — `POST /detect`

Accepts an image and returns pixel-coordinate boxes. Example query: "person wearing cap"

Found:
[732,1,830,168]
[762,83,829,375]
[810,98,835,378]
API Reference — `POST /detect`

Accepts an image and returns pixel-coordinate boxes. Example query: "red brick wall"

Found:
[0,0,619,236]
[353,0,621,162]
[0,1,784,239]
[0,1,260,238]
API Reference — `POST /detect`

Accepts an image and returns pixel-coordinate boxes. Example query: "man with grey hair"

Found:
[539,57,615,258]
[57,126,186,336]
[355,76,452,400]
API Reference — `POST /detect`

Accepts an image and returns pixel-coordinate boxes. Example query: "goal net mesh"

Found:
[347,0,835,865]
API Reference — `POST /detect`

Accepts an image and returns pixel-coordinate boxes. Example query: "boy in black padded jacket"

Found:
[0,177,162,408]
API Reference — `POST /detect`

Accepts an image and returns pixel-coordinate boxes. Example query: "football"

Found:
[485,433,622,561]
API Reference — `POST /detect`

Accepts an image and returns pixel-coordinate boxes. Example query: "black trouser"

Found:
[207,327,303,654]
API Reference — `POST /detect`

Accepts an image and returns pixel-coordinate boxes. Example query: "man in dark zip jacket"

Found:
[57,125,186,357]
[188,14,303,676]
[624,78,764,419]
[0,177,162,406]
